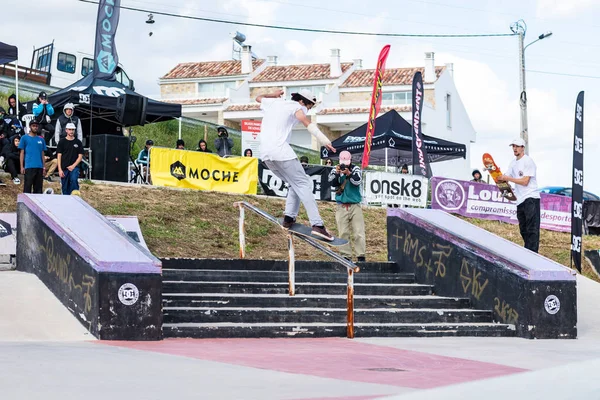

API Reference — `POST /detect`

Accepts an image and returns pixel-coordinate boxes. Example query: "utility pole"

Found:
[510,20,552,156]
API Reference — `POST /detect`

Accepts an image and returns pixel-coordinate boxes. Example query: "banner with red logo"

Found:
[361,45,391,169]
[241,120,262,158]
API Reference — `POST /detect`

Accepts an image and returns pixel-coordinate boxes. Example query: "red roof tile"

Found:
[341,66,445,88]
[224,103,261,112]
[251,63,353,83]
[162,98,228,105]
[317,105,412,115]
[162,60,265,79]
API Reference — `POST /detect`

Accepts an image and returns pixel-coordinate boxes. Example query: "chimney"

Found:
[424,52,435,83]
[330,48,342,77]
[445,62,454,77]
[241,45,253,74]
[267,55,278,66]
[352,58,363,69]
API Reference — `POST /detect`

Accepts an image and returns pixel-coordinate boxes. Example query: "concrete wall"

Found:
[160,82,196,98]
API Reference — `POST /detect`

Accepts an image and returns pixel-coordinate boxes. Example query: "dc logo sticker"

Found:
[544,295,560,315]
[118,283,139,306]
[434,179,465,211]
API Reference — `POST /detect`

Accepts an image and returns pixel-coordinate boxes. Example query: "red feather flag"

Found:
[361,45,391,169]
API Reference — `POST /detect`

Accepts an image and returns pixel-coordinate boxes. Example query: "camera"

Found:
[218,131,227,138]
[340,164,348,171]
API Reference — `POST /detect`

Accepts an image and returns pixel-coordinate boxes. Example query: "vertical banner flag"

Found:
[361,45,391,169]
[411,71,432,177]
[93,0,121,79]
[571,91,584,273]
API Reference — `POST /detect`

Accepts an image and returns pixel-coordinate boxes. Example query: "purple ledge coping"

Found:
[388,208,575,281]
[18,194,161,274]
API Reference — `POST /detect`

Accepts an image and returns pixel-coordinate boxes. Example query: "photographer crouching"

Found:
[328,151,366,262]
[214,125,234,157]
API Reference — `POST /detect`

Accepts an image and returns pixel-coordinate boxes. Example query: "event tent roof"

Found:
[320,109,466,167]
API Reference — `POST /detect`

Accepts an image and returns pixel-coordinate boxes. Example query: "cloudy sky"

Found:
[4,0,600,194]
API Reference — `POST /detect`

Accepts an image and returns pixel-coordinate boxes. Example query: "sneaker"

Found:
[282,215,296,229]
[311,225,334,241]
[357,256,366,262]
[12,177,20,185]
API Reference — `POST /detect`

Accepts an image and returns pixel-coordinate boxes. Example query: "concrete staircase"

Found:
[161,259,515,338]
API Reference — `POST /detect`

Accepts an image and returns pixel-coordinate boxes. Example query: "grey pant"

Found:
[264,159,324,226]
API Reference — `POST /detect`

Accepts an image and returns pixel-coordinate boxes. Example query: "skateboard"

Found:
[277,218,348,246]
[482,153,517,202]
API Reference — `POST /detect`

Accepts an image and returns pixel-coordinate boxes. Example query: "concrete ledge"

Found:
[16,194,163,340]
[387,208,577,339]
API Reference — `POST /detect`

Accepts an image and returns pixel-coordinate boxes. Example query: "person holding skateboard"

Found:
[498,138,540,253]
[256,89,336,241]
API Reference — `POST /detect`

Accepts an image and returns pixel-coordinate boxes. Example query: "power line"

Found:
[527,69,600,79]
[78,0,516,38]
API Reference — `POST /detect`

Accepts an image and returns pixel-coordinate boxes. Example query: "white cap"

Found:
[294,89,317,104]
[509,138,526,147]
[65,122,76,130]
[64,103,75,110]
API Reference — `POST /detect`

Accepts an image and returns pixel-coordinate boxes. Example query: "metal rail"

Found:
[234,201,359,338]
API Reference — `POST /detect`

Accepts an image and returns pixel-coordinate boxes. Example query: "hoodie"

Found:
[7,94,27,119]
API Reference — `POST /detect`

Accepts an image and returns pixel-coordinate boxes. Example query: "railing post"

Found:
[288,234,295,296]
[238,203,246,259]
[347,269,355,339]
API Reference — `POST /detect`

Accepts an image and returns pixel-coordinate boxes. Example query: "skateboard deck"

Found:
[277,218,348,246]
[482,153,517,202]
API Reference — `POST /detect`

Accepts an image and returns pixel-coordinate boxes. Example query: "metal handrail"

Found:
[233,201,359,338]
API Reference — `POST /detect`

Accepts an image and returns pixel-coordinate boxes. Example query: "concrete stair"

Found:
[161,259,515,338]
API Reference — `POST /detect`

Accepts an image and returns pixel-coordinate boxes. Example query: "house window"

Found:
[382,91,411,105]
[82,58,94,76]
[198,81,237,97]
[446,93,452,129]
[287,85,326,100]
[57,52,76,74]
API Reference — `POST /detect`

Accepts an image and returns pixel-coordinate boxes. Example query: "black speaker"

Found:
[91,134,130,182]
[116,94,148,126]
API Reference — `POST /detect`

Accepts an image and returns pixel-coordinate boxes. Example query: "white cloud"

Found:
[536,0,598,18]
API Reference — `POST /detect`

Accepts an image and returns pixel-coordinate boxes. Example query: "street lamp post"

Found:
[511,20,552,155]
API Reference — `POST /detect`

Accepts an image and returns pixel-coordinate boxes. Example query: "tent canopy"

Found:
[46,73,181,125]
[320,109,466,167]
[0,41,17,65]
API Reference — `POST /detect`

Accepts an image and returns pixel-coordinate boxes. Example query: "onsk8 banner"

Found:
[150,147,258,195]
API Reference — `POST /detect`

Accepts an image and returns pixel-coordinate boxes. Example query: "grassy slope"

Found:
[0,182,598,280]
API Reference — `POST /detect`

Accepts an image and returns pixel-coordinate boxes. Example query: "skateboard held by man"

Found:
[482,153,517,202]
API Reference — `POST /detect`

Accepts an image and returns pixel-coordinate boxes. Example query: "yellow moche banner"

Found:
[149,147,258,194]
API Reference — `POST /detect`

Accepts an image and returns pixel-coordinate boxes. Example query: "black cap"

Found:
[146,139,154,146]
[29,119,40,126]
[401,164,408,169]
[176,139,185,146]
[38,91,47,99]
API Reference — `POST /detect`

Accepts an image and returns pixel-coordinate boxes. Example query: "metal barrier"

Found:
[234,201,359,338]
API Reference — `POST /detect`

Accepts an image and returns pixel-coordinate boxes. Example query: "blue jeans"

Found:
[61,167,80,195]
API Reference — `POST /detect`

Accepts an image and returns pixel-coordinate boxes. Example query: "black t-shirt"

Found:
[56,137,84,170]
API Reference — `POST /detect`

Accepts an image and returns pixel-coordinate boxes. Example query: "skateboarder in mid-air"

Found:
[256,89,336,241]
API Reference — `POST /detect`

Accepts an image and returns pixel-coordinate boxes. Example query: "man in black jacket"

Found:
[7,94,27,123]
[214,126,234,157]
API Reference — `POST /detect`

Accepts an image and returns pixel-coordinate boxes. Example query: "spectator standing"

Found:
[498,138,541,253]
[2,135,21,184]
[214,126,234,157]
[137,139,153,166]
[197,140,212,153]
[56,123,84,195]
[300,156,309,168]
[32,91,54,143]
[324,158,333,166]
[471,169,484,183]
[54,103,83,144]
[256,88,336,240]
[244,148,253,157]
[400,164,409,174]
[328,151,366,262]
[176,139,185,150]
[18,120,47,194]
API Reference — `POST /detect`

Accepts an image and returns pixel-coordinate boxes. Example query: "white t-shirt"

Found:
[259,98,306,161]
[506,154,540,205]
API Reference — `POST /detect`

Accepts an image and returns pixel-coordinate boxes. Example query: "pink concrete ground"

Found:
[102,338,526,391]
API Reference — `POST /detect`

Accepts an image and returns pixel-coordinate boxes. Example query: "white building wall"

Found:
[421,70,476,181]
